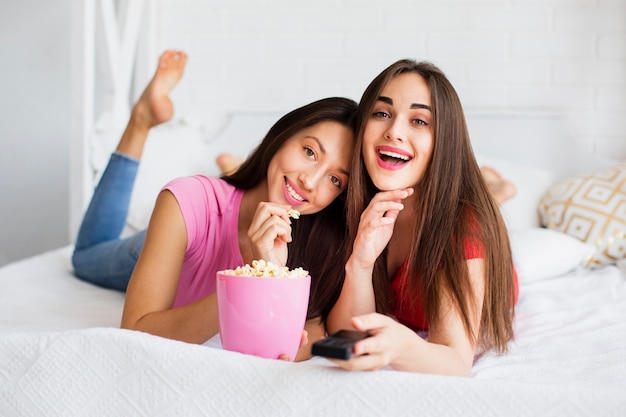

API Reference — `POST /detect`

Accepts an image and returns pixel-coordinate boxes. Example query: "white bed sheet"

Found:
[1,247,625,416]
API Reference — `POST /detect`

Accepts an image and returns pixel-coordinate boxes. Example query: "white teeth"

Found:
[286,183,304,201]
[379,150,410,161]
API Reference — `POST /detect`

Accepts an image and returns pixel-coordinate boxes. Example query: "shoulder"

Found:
[165,175,241,199]
[163,175,244,217]
[164,174,232,191]
[460,207,485,259]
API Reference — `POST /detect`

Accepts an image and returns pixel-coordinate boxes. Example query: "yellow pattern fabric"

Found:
[538,164,626,267]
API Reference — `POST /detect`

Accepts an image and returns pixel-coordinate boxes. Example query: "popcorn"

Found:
[287,209,300,219]
[222,260,308,278]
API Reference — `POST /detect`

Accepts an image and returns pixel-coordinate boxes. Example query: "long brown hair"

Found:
[223,97,357,321]
[347,60,515,353]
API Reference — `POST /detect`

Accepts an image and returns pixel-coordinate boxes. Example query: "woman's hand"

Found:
[277,317,325,361]
[329,264,482,376]
[329,313,418,371]
[350,188,413,271]
[248,202,294,266]
[326,189,413,334]
[277,330,309,362]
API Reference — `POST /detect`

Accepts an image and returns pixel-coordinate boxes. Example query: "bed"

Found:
[3,2,626,416]
[2,113,626,416]
[1,251,625,417]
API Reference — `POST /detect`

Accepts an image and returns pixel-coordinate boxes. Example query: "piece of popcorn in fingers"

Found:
[287,209,300,219]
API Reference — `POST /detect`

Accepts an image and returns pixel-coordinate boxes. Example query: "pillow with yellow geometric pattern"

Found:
[538,163,626,267]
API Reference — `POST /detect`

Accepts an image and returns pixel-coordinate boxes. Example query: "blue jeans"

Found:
[72,152,146,291]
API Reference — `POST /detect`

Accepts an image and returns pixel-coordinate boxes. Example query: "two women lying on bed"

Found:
[72,50,517,375]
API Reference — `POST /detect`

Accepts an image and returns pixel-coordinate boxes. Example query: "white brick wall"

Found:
[153,0,626,159]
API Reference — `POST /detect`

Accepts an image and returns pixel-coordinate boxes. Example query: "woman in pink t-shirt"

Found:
[327,60,518,376]
[72,50,357,361]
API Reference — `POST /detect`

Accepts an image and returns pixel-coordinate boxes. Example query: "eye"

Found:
[329,175,342,188]
[303,146,316,159]
[373,110,390,119]
[412,118,427,126]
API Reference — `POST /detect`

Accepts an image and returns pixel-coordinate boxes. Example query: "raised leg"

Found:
[72,50,188,290]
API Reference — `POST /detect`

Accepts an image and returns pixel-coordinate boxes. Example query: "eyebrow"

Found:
[306,136,350,176]
[377,96,432,111]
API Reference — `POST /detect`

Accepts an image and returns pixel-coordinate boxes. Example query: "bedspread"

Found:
[1,327,624,417]
[1,247,626,416]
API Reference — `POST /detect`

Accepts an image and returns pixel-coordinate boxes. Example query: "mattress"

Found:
[1,246,625,416]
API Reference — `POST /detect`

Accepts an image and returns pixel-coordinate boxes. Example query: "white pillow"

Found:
[475,153,556,231]
[204,112,284,161]
[125,114,278,231]
[617,258,626,277]
[126,123,216,231]
[509,228,594,283]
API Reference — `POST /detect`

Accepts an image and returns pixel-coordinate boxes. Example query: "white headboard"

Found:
[465,112,612,180]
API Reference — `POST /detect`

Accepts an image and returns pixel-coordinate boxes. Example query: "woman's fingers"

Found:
[247,202,295,265]
[327,313,399,371]
[249,218,292,244]
[248,202,292,232]
[331,351,387,371]
[359,188,413,223]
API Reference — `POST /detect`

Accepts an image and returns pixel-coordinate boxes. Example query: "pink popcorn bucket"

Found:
[216,271,311,361]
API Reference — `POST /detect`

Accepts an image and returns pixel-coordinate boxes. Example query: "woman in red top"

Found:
[327,60,518,376]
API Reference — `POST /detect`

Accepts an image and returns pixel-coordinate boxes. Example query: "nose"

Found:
[384,118,406,142]
[298,167,324,191]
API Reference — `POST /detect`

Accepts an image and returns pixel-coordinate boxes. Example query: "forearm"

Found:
[392,333,473,376]
[326,258,377,334]
[122,293,220,345]
[334,310,476,376]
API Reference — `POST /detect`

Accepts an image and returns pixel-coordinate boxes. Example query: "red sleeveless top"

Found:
[390,238,519,332]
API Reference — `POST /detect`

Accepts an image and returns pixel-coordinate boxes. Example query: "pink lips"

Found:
[283,178,306,207]
[375,145,412,171]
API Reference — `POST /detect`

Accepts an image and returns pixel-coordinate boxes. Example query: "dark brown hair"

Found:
[347,60,515,353]
[222,97,357,320]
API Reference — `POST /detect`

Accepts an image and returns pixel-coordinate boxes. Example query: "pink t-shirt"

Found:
[162,175,244,308]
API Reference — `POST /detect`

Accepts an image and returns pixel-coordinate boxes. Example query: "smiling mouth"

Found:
[286,182,305,202]
[378,149,411,165]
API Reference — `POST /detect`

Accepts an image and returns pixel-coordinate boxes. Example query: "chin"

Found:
[369,172,402,190]
[372,180,399,192]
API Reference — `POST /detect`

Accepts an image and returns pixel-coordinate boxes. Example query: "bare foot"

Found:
[133,50,188,128]
[481,166,516,204]
[216,153,244,175]
[116,50,188,158]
